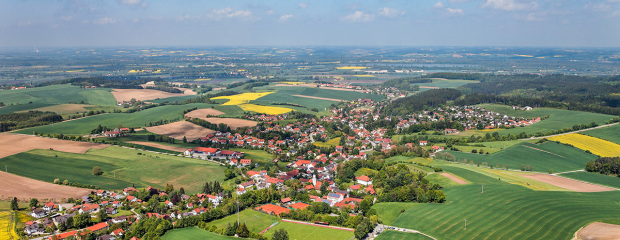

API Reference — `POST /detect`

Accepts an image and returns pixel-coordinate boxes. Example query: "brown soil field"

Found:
[292,95,345,102]
[111,89,188,102]
[274,83,317,88]
[145,121,215,141]
[439,173,468,184]
[0,171,92,202]
[184,108,225,119]
[0,134,108,159]
[127,141,188,152]
[577,222,620,240]
[175,87,197,95]
[17,104,96,114]
[203,118,257,129]
[523,174,615,192]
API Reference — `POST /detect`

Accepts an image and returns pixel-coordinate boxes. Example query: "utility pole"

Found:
[464,219,467,230]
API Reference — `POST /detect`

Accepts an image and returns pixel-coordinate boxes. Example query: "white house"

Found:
[356,175,373,186]
[30,209,47,218]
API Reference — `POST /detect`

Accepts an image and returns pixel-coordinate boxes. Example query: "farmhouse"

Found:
[357,175,372,186]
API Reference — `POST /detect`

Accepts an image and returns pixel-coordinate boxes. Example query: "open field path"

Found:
[520,145,565,158]
[439,173,468,184]
[523,122,619,140]
[523,174,617,192]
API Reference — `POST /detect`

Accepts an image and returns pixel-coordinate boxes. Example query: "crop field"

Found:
[262,221,354,240]
[249,88,337,110]
[548,134,620,157]
[238,104,293,115]
[385,164,620,240]
[146,120,215,141]
[212,92,275,105]
[376,231,433,240]
[206,209,275,234]
[561,171,620,189]
[0,85,117,106]
[0,103,54,115]
[447,141,597,173]
[0,147,226,193]
[426,173,463,188]
[582,124,620,144]
[148,95,197,104]
[416,79,480,89]
[0,212,19,240]
[162,227,237,240]
[476,104,615,135]
[373,202,420,226]
[14,103,215,135]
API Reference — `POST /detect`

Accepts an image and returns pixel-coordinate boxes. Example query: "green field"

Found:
[376,231,433,240]
[0,147,226,193]
[14,103,215,135]
[262,221,354,240]
[148,95,198,104]
[206,209,275,234]
[162,227,237,240]
[425,173,461,188]
[354,168,378,177]
[0,103,54,115]
[582,124,620,145]
[0,85,117,106]
[373,202,419,226]
[382,164,620,240]
[250,87,338,111]
[230,148,274,165]
[385,156,433,165]
[448,141,597,173]
[561,171,620,189]
[477,104,615,135]
[314,137,341,147]
[416,79,480,89]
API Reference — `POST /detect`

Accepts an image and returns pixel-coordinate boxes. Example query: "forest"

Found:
[0,111,63,132]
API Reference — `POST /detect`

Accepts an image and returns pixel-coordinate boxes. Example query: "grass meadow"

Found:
[162,227,238,240]
[262,221,354,240]
[378,164,620,240]
[0,84,117,106]
[582,124,620,144]
[14,103,215,135]
[0,147,226,193]
[314,137,341,147]
[447,141,597,173]
[376,230,433,240]
[206,209,276,234]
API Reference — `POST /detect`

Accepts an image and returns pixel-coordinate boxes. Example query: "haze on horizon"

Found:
[1,0,619,48]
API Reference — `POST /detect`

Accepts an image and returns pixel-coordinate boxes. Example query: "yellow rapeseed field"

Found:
[211,92,275,105]
[0,212,19,240]
[548,134,620,157]
[194,78,212,81]
[238,104,293,115]
[336,66,367,70]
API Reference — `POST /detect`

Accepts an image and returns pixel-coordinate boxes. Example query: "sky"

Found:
[1,0,619,48]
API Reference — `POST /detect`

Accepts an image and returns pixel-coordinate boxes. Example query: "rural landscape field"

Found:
[1,1,620,240]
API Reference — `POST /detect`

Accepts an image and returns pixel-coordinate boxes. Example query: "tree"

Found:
[354,218,371,239]
[58,221,67,231]
[164,184,174,193]
[97,209,108,221]
[272,229,289,240]
[179,187,185,195]
[29,198,38,208]
[224,169,236,180]
[237,223,250,238]
[183,136,187,143]
[92,166,103,176]
[10,197,19,211]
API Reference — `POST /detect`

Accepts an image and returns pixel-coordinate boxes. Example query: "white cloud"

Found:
[60,16,72,21]
[94,17,118,24]
[447,8,464,14]
[482,0,538,11]
[378,7,405,18]
[266,10,275,15]
[449,0,470,3]
[279,15,293,22]
[299,2,308,9]
[433,2,445,8]
[342,11,375,22]
[207,7,258,21]
[585,2,612,12]
[117,0,147,8]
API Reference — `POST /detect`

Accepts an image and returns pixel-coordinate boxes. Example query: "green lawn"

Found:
[14,103,215,135]
[262,221,354,240]
[110,210,133,218]
[0,147,226,193]
[229,148,275,165]
[148,95,198,104]
[314,138,341,147]
[376,231,433,240]
[447,141,597,173]
[206,209,276,234]
[354,168,378,177]
[582,124,620,145]
[0,85,117,106]
[372,202,419,226]
[477,104,615,135]
[162,227,237,240]
[425,173,461,188]
[384,156,432,165]
[386,165,620,240]
[560,171,620,189]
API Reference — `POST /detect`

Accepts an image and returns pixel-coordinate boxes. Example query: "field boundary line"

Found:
[553,173,620,191]
[523,122,619,140]
[519,145,565,158]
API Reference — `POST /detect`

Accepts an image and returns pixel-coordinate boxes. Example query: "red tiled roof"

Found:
[255,204,290,216]
[357,175,371,182]
[289,202,310,210]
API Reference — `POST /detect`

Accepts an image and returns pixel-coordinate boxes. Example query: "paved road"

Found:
[522,122,619,140]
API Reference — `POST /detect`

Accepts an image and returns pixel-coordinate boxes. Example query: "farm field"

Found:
[376,231,433,240]
[372,202,419,225]
[202,117,257,129]
[162,227,237,240]
[206,209,275,234]
[548,133,620,157]
[416,78,480,89]
[581,123,620,144]
[385,156,432,165]
[560,171,620,189]
[110,88,192,102]
[147,95,197,104]
[387,164,620,240]
[425,173,462,188]
[0,146,226,193]
[229,148,274,165]
[476,104,615,135]
[0,170,92,202]
[0,103,54,114]
[0,134,108,159]
[14,103,215,135]
[0,212,19,240]
[447,141,597,173]
[237,103,293,115]
[0,85,117,106]
[146,120,215,141]
[262,221,354,240]
[184,108,225,118]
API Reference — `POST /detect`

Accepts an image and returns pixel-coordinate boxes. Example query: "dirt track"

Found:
[203,118,257,129]
[292,95,345,102]
[523,174,615,192]
[440,173,468,184]
[0,134,108,159]
[184,108,225,119]
[577,222,620,240]
[146,121,215,141]
[127,141,188,152]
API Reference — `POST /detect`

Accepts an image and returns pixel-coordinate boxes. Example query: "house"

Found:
[79,204,101,214]
[127,196,137,202]
[191,147,219,155]
[112,215,128,224]
[106,208,117,215]
[43,202,57,211]
[326,193,344,203]
[111,229,124,236]
[420,141,428,146]
[356,175,372,186]
[96,189,107,197]
[104,130,123,137]
[123,187,136,195]
[24,222,43,235]
[280,197,291,205]
[165,200,174,208]
[31,209,47,218]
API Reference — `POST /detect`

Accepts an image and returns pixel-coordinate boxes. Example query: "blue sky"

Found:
[1,0,619,47]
